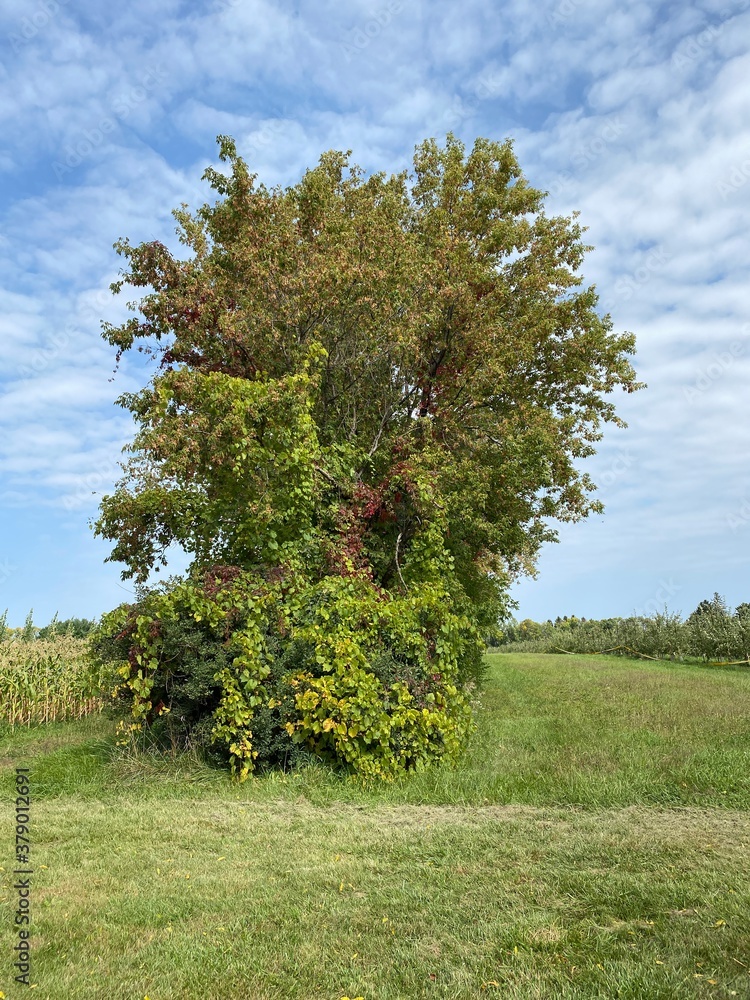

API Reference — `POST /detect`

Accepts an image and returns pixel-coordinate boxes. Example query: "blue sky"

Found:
[1,0,749,627]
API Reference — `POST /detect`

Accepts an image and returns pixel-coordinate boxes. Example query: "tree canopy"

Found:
[93,134,642,778]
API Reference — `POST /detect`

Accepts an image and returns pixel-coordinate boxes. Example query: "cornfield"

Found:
[0,635,107,725]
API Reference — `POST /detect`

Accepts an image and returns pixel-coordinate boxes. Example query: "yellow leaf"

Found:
[714,919,726,927]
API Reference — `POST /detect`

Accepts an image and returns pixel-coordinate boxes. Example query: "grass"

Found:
[1,652,749,998]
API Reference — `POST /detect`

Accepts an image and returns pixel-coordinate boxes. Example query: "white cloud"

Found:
[1,0,749,622]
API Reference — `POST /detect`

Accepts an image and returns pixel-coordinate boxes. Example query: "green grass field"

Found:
[1,652,749,999]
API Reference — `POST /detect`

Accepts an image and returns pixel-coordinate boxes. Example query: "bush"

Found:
[91,566,479,780]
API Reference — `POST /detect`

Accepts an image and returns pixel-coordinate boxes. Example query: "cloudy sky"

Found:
[0,0,748,627]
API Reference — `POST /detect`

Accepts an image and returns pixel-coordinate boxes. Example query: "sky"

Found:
[0,0,749,627]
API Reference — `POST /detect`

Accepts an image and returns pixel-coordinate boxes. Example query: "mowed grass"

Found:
[0,653,749,998]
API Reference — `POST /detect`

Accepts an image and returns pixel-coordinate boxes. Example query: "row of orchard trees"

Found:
[496,594,750,662]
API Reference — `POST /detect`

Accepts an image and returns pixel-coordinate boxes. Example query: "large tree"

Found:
[93,134,642,778]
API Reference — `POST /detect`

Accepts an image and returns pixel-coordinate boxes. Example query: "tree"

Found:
[92,134,642,778]
[688,593,729,624]
[37,616,99,639]
[688,593,733,662]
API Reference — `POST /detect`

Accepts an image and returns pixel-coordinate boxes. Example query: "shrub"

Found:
[92,567,478,780]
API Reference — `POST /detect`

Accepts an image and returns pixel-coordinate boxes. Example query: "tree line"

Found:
[494,593,750,662]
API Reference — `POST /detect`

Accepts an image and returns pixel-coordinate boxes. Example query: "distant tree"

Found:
[518,619,544,639]
[37,617,99,639]
[688,593,734,661]
[688,593,729,623]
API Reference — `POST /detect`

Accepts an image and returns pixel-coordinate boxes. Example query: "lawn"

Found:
[1,652,749,999]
